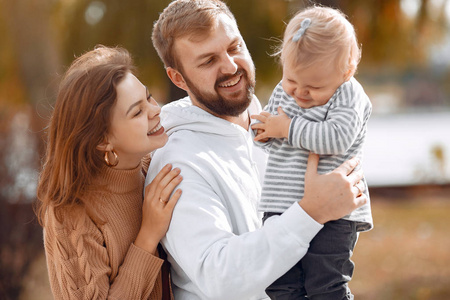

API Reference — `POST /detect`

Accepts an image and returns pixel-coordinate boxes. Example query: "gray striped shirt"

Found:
[257,77,373,231]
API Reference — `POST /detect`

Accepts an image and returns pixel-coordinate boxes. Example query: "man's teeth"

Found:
[219,75,240,87]
[148,123,162,135]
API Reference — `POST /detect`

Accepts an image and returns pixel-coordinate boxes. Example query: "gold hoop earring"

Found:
[104,150,119,167]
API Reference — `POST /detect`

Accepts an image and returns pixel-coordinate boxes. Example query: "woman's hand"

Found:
[134,164,182,254]
[299,153,367,225]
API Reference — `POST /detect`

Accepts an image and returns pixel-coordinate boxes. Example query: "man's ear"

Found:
[166,67,189,92]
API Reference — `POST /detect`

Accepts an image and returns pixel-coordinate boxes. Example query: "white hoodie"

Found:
[145,96,323,300]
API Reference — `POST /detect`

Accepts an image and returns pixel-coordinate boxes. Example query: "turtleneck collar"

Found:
[97,162,144,194]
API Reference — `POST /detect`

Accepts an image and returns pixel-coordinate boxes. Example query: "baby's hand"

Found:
[251,107,291,141]
[254,128,269,143]
[251,111,271,142]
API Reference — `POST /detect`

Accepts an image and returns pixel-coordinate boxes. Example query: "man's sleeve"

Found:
[147,154,322,300]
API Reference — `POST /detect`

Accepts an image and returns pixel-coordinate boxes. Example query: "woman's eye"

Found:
[230,44,241,53]
[134,110,142,117]
[145,86,152,101]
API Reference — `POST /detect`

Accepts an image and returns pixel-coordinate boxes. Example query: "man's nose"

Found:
[220,54,238,74]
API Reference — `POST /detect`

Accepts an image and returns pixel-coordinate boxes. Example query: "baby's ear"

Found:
[344,67,355,82]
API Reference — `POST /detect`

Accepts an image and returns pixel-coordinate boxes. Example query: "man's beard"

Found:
[183,68,255,117]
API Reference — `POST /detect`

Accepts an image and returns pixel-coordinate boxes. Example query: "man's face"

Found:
[173,14,256,117]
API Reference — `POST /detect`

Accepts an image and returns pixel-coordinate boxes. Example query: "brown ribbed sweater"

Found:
[43,159,171,299]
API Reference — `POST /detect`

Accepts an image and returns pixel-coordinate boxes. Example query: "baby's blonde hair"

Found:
[280,6,361,77]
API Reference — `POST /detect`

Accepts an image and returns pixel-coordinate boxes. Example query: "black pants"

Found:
[263,213,358,300]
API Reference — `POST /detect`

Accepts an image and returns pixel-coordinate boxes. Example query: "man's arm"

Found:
[147,154,365,300]
[164,175,320,299]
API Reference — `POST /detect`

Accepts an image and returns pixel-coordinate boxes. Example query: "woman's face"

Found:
[106,72,168,168]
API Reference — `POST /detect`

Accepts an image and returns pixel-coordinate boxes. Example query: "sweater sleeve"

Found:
[288,80,364,155]
[44,211,164,300]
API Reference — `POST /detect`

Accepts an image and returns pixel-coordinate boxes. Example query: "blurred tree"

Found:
[0,0,449,298]
[0,1,60,298]
[1,0,61,107]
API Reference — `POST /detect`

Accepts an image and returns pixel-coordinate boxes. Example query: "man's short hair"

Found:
[152,0,236,70]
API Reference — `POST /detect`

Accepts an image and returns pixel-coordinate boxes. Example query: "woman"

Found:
[36,45,181,299]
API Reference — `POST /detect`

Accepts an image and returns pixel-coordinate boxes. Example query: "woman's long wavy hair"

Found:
[36,45,135,226]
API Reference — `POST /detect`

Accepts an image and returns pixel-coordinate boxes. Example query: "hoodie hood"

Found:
[160,95,262,137]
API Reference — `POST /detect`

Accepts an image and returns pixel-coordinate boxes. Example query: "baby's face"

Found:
[281,58,347,109]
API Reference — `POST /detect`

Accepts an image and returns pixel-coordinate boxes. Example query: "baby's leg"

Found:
[302,219,358,300]
[263,212,307,300]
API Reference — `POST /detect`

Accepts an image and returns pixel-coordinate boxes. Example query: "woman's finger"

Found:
[164,189,182,211]
[145,163,172,196]
[159,174,183,203]
[145,166,180,200]
[153,168,181,200]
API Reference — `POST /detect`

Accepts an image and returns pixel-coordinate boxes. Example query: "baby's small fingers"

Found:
[251,114,266,123]
[254,133,268,142]
[251,122,265,130]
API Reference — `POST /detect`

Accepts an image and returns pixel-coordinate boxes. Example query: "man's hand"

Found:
[299,153,367,224]
[251,107,291,142]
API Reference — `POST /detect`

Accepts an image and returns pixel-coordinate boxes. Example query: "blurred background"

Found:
[1,0,449,299]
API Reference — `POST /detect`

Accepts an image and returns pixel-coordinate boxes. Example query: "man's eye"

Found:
[203,58,214,66]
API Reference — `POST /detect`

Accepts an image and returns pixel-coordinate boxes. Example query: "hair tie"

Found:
[292,18,311,42]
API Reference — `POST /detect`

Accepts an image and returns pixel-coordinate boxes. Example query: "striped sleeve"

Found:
[288,80,364,155]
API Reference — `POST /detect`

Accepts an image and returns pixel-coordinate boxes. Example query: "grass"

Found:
[351,186,450,299]
[19,186,450,299]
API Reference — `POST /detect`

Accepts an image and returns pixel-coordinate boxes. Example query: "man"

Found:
[146,1,366,299]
